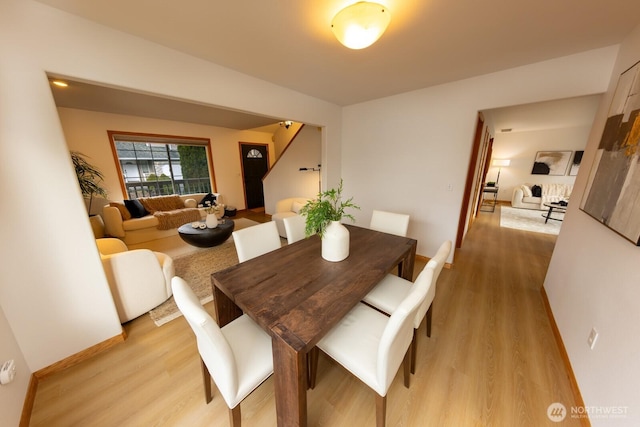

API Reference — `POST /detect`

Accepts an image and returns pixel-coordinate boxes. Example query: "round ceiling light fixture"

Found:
[331,2,391,50]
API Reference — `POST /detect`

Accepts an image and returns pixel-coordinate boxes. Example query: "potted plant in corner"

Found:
[71,151,108,215]
[299,179,360,262]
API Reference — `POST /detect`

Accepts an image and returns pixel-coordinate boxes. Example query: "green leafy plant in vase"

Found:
[299,179,359,262]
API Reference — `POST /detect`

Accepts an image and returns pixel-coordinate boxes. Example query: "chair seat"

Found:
[222,314,274,407]
[362,274,411,315]
[317,303,392,396]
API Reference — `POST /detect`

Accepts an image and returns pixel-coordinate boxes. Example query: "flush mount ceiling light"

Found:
[51,80,68,88]
[331,2,391,50]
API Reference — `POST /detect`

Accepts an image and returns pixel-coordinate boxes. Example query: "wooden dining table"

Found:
[211,224,417,426]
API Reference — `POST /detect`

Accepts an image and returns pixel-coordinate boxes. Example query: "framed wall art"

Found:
[569,150,584,176]
[531,150,572,175]
[581,60,640,246]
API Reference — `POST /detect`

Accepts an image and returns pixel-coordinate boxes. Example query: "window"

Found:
[108,131,215,199]
[246,148,263,158]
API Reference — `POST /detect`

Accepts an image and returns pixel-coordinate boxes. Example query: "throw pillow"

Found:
[531,185,542,197]
[521,185,533,197]
[109,202,132,221]
[291,200,305,214]
[124,199,149,218]
[199,193,217,207]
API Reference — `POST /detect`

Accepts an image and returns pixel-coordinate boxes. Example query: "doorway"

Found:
[240,143,269,209]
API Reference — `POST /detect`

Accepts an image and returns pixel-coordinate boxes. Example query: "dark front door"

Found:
[240,143,269,209]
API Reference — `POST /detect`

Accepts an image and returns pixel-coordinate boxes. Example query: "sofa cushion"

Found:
[523,196,542,204]
[139,195,184,213]
[531,185,542,197]
[291,200,305,214]
[109,202,132,220]
[521,185,533,197]
[123,215,159,231]
[199,193,217,207]
[124,199,149,218]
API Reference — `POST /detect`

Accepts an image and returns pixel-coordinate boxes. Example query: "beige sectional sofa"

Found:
[511,184,572,210]
[103,193,221,245]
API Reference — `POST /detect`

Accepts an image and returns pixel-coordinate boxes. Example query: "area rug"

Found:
[148,219,257,326]
[499,206,563,235]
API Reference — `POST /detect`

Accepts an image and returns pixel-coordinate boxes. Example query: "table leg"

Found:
[544,206,553,224]
[272,332,307,427]
[212,284,242,327]
[400,243,417,282]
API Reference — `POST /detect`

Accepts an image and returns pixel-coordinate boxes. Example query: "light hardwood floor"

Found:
[29,208,581,426]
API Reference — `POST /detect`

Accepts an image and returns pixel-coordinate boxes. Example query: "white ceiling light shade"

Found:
[331,2,391,50]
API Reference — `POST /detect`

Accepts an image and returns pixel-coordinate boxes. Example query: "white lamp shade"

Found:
[492,159,511,167]
[331,2,391,50]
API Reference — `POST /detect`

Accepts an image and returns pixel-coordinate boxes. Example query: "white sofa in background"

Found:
[271,197,310,238]
[103,193,221,245]
[512,184,572,210]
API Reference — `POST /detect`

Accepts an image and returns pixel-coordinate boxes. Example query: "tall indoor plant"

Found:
[299,179,359,262]
[71,151,108,215]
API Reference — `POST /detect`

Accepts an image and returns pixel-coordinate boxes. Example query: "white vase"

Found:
[206,214,218,228]
[322,220,350,262]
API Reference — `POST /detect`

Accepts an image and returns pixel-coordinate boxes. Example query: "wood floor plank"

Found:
[29,207,581,426]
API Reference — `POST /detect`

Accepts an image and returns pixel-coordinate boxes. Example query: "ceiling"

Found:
[37,0,640,107]
[50,79,282,131]
[42,0,634,131]
[482,94,603,135]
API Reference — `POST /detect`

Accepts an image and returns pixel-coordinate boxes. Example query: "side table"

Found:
[480,186,499,213]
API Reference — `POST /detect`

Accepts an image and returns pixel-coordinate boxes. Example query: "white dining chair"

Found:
[283,214,308,244]
[369,209,410,237]
[309,266,435,427]
[362,240,452,373]
[172,277,274,427]
[232,221,282,262]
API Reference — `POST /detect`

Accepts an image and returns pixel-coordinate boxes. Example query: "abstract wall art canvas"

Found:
[581,60,640,245]
[531,151,572,175]
[569,151,584,176]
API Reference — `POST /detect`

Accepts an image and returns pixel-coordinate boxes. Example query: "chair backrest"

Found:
[171,277,239,408]
[101,249,168,322]
[420,240,452,318]
[232,221,282,262]
[283,214,308,244]
[96,238,128,255]
[369,210,410,237]
[377,266,434,391]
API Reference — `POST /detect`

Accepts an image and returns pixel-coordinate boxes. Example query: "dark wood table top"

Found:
[211,224,417,352]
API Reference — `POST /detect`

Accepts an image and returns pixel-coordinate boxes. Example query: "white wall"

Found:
[490,126,592,201]
[57,107,275,211]
[342,47,617,259]
[544,23,640,426]
[263,125,322,214]
[0,0,341,423]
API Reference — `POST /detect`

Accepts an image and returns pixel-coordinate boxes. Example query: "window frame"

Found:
[107,130,217,199]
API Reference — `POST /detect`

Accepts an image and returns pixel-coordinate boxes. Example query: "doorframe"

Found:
[238,142,270,210]
[455,114,493,249]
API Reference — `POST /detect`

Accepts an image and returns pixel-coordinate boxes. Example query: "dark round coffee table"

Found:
[178,219,235,248]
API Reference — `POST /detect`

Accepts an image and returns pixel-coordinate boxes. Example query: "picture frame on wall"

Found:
[581,60,640,246]
[569,150,584,176]
[531,150,572,175]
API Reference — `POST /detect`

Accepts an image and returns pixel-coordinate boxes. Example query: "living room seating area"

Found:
[511,183,573,210]
[102,193,222,245]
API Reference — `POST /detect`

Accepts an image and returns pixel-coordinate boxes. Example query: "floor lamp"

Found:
[492,159,511,186]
